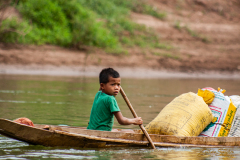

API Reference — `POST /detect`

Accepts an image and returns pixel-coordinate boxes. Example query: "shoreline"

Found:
[0,64,240,79]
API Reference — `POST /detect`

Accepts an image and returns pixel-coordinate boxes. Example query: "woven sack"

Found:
[145,92,213,136]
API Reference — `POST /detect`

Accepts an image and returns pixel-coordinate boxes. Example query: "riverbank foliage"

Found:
[0,0,167,54]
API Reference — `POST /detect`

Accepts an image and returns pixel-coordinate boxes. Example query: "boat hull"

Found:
[0,118,239,148]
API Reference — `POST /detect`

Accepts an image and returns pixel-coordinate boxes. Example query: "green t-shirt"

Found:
[87,91,120,131]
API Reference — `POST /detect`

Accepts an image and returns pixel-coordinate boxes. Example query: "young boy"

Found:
[87,68,143,131]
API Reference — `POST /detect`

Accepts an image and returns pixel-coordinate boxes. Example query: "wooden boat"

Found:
[0,118,239,148]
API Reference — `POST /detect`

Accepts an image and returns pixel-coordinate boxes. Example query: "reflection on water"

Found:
[0,134,239,160]
[151,148,236,160]
[0,74,240,159]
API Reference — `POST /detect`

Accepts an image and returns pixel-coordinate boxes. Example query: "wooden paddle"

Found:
[120,86,156,149]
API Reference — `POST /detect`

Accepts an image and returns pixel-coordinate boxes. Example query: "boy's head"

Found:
[99,68,120,84]
[99,68,121,96]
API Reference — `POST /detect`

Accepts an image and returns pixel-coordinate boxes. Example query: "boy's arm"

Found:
[113,111,143,125]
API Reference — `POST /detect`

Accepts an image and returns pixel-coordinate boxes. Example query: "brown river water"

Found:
[0,74,240,159]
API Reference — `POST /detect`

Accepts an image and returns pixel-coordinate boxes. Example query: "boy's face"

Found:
[101,76,121,96]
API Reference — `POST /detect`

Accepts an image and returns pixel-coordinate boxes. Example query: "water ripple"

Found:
[0,90,88,96]
[0,99,73,105]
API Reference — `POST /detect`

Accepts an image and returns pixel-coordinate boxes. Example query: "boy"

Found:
[87,68,143,131]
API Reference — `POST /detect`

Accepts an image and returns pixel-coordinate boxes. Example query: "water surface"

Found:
[0,74,239,159]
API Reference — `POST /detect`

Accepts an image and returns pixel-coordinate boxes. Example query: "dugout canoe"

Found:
[0,118,239,148]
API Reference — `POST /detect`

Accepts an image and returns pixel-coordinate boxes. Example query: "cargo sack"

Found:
[199,88,237,137]
[145,92,213,136]
[228,95,240,137]
[197,89,215,105]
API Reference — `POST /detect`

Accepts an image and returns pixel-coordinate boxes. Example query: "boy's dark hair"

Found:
[99,68,120,84]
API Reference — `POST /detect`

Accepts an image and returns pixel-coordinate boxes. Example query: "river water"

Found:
[0,74,240,159]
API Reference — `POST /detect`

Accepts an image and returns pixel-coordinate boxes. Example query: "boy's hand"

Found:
[133,117,143,125]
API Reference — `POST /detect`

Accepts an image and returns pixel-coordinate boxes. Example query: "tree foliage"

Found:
[0,0,166,53]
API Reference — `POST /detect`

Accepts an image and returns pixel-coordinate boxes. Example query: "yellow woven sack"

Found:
[197,89,215,105]
[145,92,213,136]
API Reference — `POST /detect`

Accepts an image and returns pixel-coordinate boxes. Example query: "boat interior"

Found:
[34,124,145,141]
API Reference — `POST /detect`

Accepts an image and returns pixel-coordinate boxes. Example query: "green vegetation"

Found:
[0,0,169,54]
[174,21,211,43]
[174,21,182,30]
[153,52,180,60]
[0,18,30,43]
[184,26,211,43]
[163,53,180,60]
